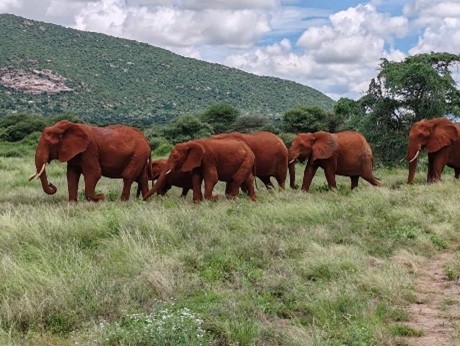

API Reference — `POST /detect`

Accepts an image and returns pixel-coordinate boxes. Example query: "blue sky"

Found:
[1,0,459,100]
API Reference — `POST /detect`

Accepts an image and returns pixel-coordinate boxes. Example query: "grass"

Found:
[0,146,460,345]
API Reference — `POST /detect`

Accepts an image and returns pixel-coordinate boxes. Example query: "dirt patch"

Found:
[400,252,460,345]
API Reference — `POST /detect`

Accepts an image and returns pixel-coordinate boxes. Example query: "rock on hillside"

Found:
[0,66,73,95]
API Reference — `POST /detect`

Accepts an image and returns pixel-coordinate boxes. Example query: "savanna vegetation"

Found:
[1,140,460,345]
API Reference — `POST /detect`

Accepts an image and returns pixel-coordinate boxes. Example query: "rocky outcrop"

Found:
[0,66,73,95]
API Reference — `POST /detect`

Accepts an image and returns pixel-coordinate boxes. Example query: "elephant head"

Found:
[288,132,338,188]
[29,120,90,195]
[151,159,168,181]
[405,118,458,184]
[144,140,204,199]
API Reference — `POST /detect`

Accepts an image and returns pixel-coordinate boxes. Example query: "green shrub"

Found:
[99,307,208,345]
[154,143,173,157]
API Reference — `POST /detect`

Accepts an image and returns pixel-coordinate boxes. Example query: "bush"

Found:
[154,143,173,157]
[99,307,208,345]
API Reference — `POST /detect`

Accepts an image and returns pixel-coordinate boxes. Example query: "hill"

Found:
[0,14,335,125]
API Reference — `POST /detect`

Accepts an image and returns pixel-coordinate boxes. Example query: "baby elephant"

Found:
[150,159,193,197]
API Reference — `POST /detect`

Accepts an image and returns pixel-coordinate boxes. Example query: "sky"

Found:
[1,0,460,100]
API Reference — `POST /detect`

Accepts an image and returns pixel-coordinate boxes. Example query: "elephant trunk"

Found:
[143,166,172,200]
[288,151,299,189]
[33,151,57,195]
[288,162,297,189]
[406,141,420,184]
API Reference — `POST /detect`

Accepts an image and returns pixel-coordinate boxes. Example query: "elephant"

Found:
[29,120,151,202]
[404,118,460,184]
[211,131,288,189]
[144,138,256,202]
[288,131,380,191]
[148,158,192,197]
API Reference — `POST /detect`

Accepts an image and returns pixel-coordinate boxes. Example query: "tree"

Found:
[229,115,270,133]
[200,103,240,133]
[162,115,213,144]
[282,106,329,133]
[359,52,460,165]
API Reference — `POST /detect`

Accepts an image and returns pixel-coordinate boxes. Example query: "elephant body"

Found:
[150,158,192,197]
[212,131,288,189]
[288,131,380,191]
[31,120,151,202]
[405,118,460,183]
[144,138,256,202]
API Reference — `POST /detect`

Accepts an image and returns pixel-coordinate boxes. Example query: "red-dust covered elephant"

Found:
[404,117,460,184]
[149,158,192,197]
[144,138,256,202]
[212,131,288,189]
[29,120,151,202]
[288,131,380,191]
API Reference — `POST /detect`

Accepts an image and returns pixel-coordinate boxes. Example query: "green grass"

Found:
[1,147,460,345]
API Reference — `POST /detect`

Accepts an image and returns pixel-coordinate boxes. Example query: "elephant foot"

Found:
[86,193,105,202]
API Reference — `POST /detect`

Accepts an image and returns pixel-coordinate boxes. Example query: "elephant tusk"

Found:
[399,156,406,162]
[28,172,37,181]
[165,169,171,175]
[289,159,295,164]
[409,150,420,163]
[36,163,46,178]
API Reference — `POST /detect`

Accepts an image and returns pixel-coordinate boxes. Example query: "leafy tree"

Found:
[358,52,460,165]
[200,103,240,133]
[334,97,365,130]
[0,114,47,142]
[162,115,213,144]
[282,106,329,133]
[229,115,270,133]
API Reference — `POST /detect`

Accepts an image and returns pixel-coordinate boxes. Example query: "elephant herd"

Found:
[28,118,460,202]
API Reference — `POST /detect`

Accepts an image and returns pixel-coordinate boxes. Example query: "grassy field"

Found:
[0,143,459,345]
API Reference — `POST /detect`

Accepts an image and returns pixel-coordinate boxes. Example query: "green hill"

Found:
[0,14,334,125]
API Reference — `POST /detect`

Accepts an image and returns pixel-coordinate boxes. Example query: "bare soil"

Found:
[399,252,460,346]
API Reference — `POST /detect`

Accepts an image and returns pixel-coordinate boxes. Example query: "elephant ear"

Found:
[181,142,204,172]
[311,131,337,161]
[58,123,90,162]
[425,123,458,153]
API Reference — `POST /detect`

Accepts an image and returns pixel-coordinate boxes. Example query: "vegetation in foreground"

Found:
[0,143,459,345]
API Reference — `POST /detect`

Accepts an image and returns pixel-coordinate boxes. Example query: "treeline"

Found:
[1,52,459,166]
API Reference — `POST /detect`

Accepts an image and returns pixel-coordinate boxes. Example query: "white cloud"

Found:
[225,4,408,99]
[73,0,270,48]
[404,0,460,54]
[0,0,21,12]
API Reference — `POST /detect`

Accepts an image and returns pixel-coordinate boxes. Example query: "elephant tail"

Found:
[253,163,259,190]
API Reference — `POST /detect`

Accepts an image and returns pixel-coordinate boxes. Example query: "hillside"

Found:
[0,14,335,125]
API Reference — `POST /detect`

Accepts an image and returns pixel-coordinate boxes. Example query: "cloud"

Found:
[73,0,271,48]
[0,0,21,12]
[404,0,460,54]
[224,4,408,99]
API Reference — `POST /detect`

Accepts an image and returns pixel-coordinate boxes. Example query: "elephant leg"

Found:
[427,153,435,182]
[245,173,256,201]
[324,166,337,190]
[350,176,359,190]
[135,166,149,199]
[225,182,232,196]
[301,164,318,192]
[431,150,449,182]
[83,172,104,202]
[120,178,135,201]
[181,187,190,198]
[192,173,204,202]
[455,168,460,179]
[67,165,82,202]
[259,176,274,190]
[274,173,286,190]
[203,170,218,201]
